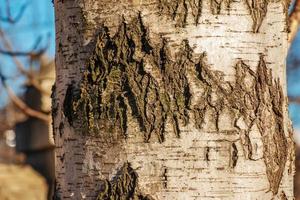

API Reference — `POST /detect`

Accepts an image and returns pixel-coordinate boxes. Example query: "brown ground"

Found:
[0,164,47,200]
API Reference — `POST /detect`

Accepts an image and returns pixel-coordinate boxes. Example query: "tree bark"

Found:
[53,0,295,199]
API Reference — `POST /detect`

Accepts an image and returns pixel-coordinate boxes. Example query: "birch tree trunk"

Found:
[53,0,295,199]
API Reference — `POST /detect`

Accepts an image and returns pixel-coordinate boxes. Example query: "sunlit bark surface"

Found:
[53,0,294,199]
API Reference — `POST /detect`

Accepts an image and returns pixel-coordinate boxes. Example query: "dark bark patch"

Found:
[96,162,153,200]
[280,191,288,200]
[158,0,202,26]
[193,55,287,194]
[230,143,238,168]
[158,0,233,27]
[158,0,277,33]
[58,122,64,137]
[162,167,168,188]
[255,56,287,195]
[244,0,268,33]
[64,16,192,142]
[205,146,210,161]
[51,83,58,118]
[210,0,232,14]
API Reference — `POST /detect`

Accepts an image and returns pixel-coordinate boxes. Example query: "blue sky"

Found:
[0,0,300,130]
[0,0,55,105]
[287,32,300,129]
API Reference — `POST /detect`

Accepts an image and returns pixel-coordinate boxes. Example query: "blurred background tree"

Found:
[0,0,54,199]
[289,1,300,198]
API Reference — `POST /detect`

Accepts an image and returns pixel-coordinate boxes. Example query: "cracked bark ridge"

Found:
[158,0,202,26]
[158,39,192,137]
[194,54,287,194]
[210,0,232,14]
[280,191,288,200]
[158,0,279,32]
[158,0,234,26]
[96,162,153,200]
[255,55,287,194]
[63,15,194,142]
[245,0,268,33]
[230,143,238,168]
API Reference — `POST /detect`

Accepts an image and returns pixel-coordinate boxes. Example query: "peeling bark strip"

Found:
[97,162,153,200]
[158,0,285,32]
[63,16,288,194]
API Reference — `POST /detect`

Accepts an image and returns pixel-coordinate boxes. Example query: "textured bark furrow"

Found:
[287,119,295,175]
[51,84,59,143]
[280,191,288,200]
[255,55,287,195]
[245,0,268,33]
[63,16,192,142]
[158,0,234,26]
[96,162,153,200]
[51,84,58,118]
[158,39,192,137]
[210,0,232,14]
[63,16,165,141]
[193,54,287,194]
[230,143,238,168]
[158,0,273,32]
[158,0,202,26]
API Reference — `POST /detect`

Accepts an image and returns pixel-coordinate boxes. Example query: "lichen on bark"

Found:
[96,162,153,200]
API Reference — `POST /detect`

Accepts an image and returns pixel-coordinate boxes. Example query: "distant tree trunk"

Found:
[53,0,295,199]
[15,57,55,200]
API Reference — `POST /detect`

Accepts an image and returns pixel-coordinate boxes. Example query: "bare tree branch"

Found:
[289,96,300,104]
[0,35,49,57]
[0,30,28,74]
[0,0,27,24]
[0,71,50,123]
[289,0,300,42]
[0,30,51,96]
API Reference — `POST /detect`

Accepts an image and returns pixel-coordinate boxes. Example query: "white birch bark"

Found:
[53,0,295,199]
